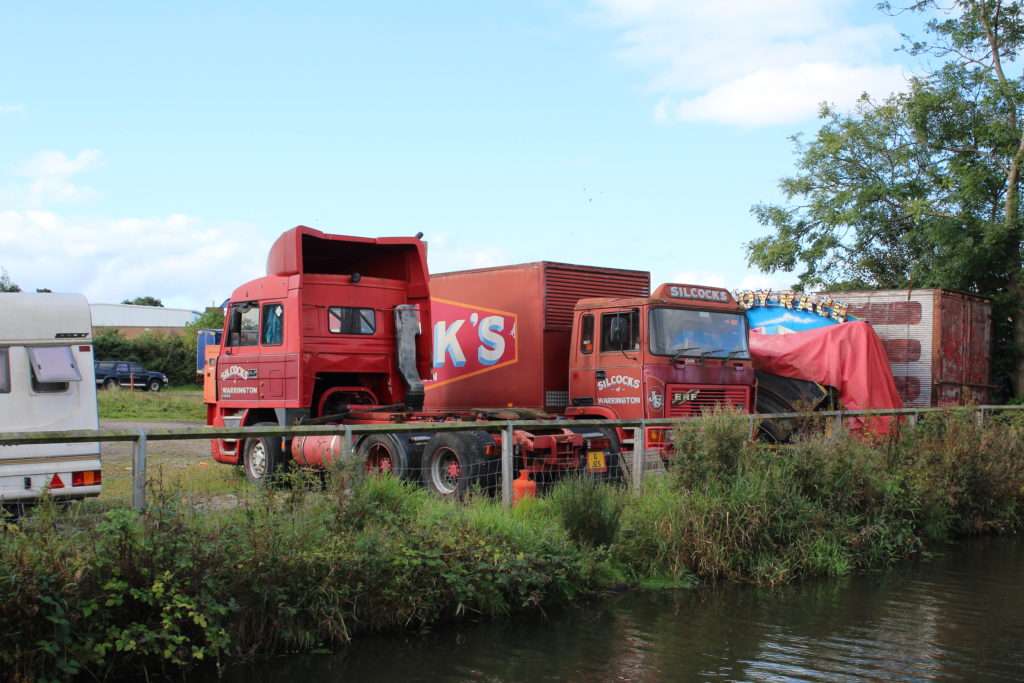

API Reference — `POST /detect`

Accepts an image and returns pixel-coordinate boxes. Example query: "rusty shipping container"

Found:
[426,262,650,412]
[821,289,992,407]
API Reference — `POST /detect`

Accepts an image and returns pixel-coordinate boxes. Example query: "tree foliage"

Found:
[748,0,1024,396]
[0,268,20,292]
[93,309,225,386]
[121,296,164,307]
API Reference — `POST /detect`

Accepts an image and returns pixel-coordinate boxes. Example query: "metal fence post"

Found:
[343,424,353,458]
[632,421,645,493]
[978,407,986,426]
[502,422,514,509]
[132,430,147,509]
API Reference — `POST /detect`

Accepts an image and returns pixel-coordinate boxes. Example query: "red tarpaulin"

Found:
[749,321,902,434]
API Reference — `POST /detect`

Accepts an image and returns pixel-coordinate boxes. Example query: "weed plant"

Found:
[3,409,1023,680]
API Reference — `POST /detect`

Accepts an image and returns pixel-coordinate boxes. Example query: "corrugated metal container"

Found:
[821,289,992,407]
[426,262,650,411]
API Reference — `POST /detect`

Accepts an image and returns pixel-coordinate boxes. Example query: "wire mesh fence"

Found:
[4,405,1024,512]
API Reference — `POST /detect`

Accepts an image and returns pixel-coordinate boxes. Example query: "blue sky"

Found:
[0,1,919,310]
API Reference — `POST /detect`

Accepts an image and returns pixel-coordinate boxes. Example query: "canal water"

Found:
[212,536,1023,681]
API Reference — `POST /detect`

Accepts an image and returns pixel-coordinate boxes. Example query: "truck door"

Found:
[216,301,262,403]
[258,302,286,400]
[594,309,644,418]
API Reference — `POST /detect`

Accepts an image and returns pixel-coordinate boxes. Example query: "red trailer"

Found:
[425,262,650,412]
[821,289,992,407]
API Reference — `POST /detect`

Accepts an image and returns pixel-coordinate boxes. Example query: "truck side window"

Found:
[580,314,594,354]
[328,307,375,335]
[27,345,81,393]
[261,303,284,346]
[227,302,260,347]
[600,310,640,352]
[0,347,9,393]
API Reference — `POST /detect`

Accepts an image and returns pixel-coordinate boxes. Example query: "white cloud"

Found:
[588,0,908,126]
[0,149,268,307]
[15,149,103,178]
[665,63,907,127]
[2,150,104,207]
[0,210,267,308]
[0,104,24,114]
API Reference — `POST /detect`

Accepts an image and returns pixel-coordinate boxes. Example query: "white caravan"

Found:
[0,293,101,503]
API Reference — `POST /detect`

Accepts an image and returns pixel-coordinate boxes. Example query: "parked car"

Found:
[94,361,168,392]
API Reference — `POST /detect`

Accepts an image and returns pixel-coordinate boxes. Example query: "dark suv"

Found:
[94,361,169,392]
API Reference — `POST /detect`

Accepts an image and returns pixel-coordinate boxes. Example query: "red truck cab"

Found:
[207,226,432,465]
[565,284,755,449]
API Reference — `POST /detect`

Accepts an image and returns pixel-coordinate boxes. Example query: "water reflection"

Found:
[209,537,1023,682]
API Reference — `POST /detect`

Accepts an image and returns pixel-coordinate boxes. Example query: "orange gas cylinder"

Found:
[513,469,536,506]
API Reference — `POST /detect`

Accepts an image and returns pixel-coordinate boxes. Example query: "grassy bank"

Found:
[97,387,205,422]
[2,410,1023,681]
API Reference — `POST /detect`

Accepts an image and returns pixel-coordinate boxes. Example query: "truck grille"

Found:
[667,385,751,418]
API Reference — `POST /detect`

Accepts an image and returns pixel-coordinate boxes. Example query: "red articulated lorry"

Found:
[204,226,626,496]
[427,265,758,457]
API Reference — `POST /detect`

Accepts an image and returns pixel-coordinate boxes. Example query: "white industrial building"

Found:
[90,303,199,339]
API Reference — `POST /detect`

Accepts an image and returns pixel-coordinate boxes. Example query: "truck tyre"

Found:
[421,432,491,498]
[356,433,411,479]
[243,422,288,486]
[147,378,162,392]
[103,378,118,390]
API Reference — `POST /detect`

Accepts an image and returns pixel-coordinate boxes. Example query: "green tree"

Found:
[122,296,163,307]
[187,307,225,332]
[749,0,1024,397]
[0,268,20,292]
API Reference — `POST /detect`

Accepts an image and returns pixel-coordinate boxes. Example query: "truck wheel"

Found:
[147,378,162,392]
[421,432,490,497]
[243,422,287,486]
[356,434,410,479]
[103,378,118,390]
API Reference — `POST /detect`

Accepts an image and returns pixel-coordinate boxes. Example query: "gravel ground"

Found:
[99,419,213,464]
[98,419,237,500]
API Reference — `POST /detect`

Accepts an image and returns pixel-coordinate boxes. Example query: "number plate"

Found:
[586,450,607,472]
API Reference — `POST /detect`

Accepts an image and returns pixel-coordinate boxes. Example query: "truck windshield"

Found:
[648,307,749,359]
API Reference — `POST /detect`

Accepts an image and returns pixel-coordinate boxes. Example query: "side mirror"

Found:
[609,317,627,345]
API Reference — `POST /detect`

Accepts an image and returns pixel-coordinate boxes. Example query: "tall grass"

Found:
[3,409,1023,680]
[614,409,1024,587]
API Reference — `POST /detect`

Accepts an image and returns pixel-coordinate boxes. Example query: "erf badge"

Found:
[648,388,664,410]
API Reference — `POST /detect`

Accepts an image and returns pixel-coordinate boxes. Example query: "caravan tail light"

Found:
[72,470,102,487]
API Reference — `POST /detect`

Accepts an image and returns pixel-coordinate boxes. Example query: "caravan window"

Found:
[27,345,81,393]
[0,347,9,393]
